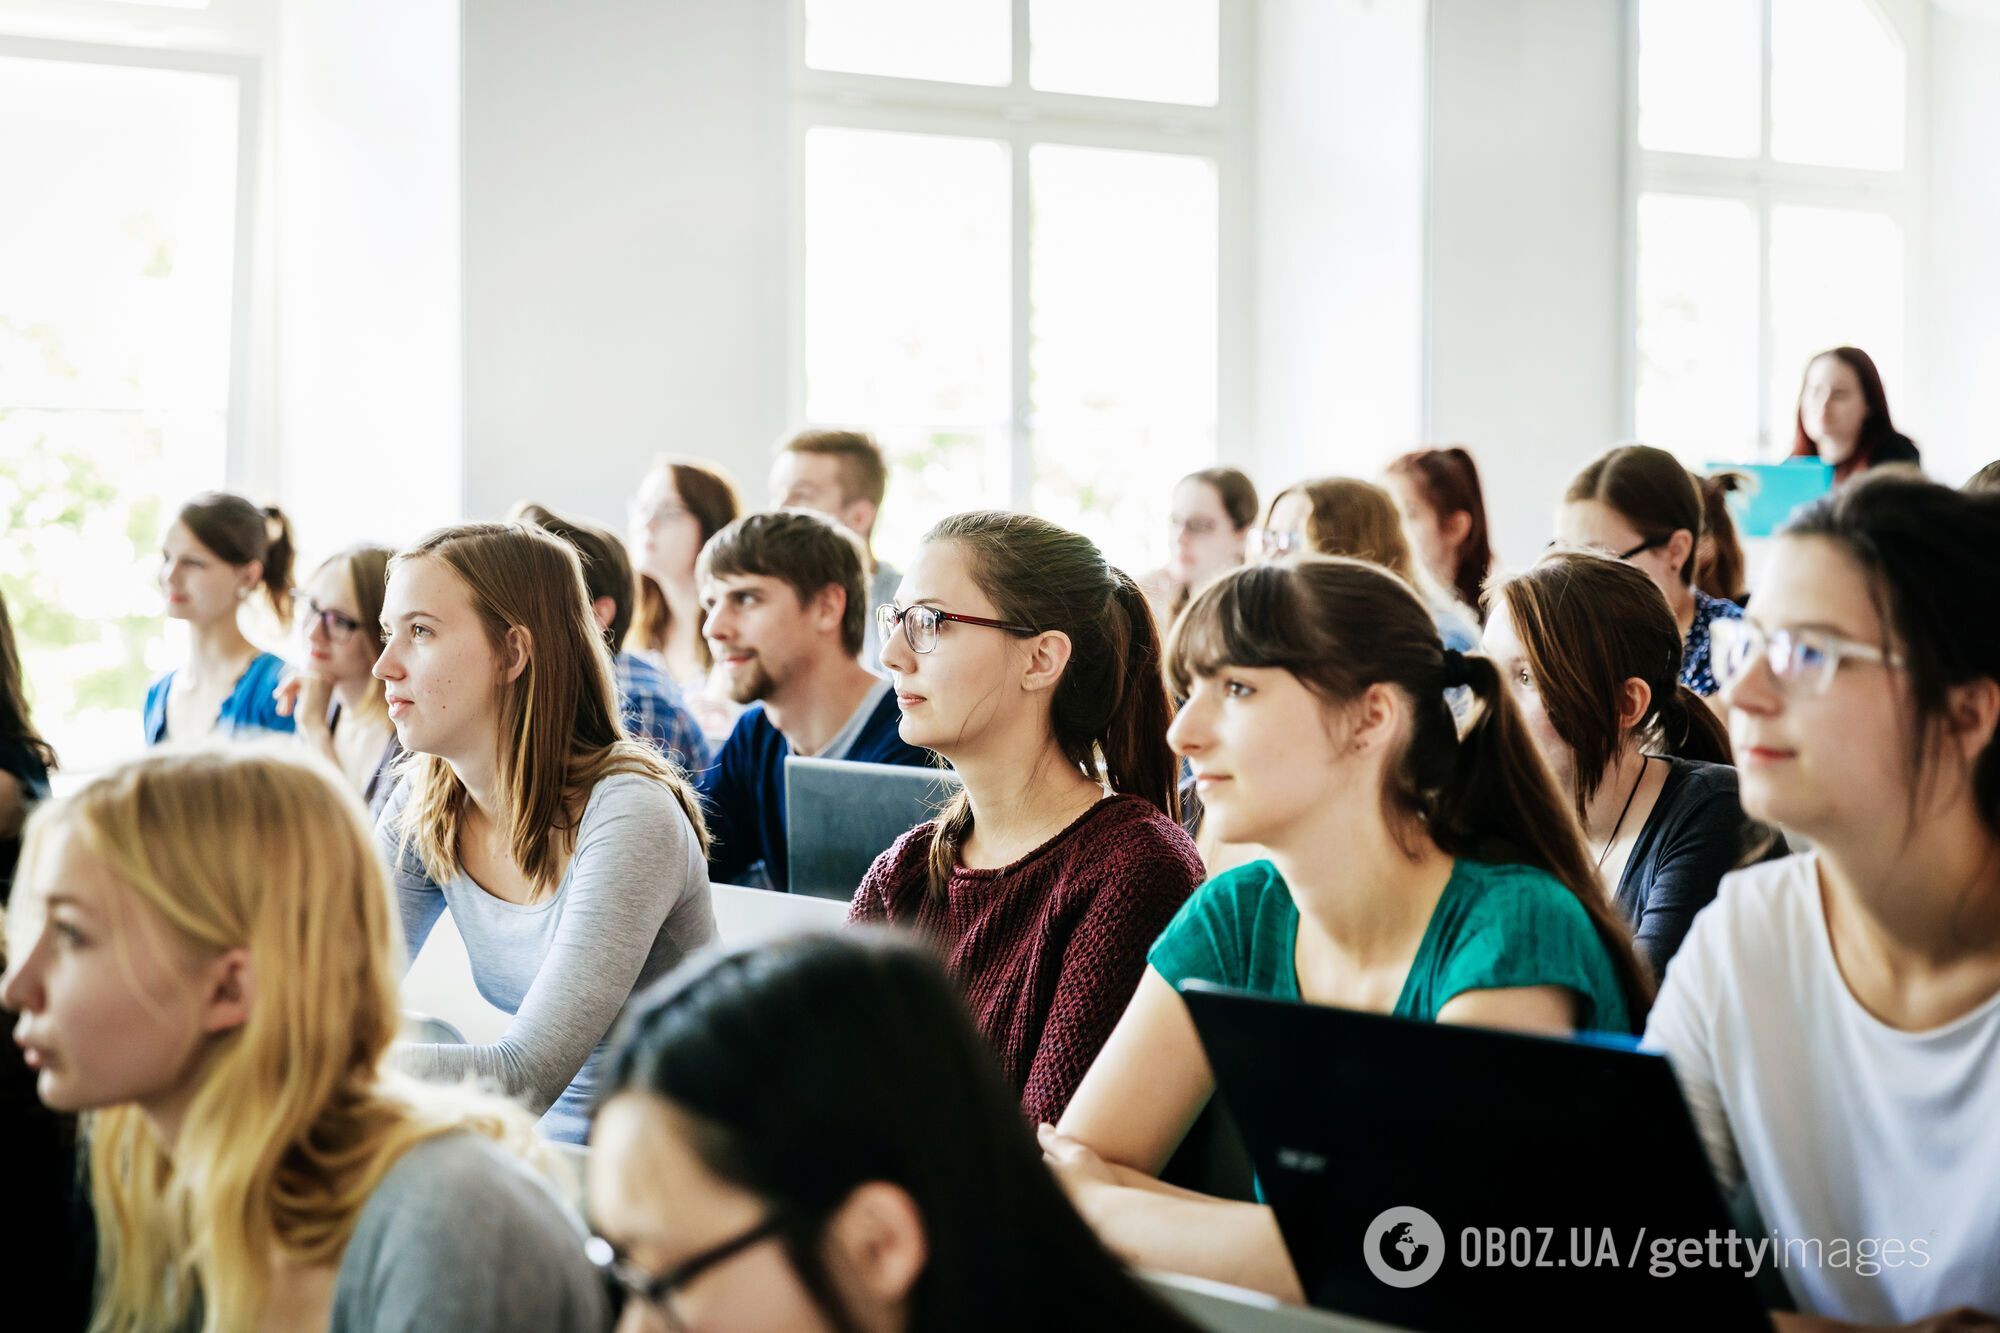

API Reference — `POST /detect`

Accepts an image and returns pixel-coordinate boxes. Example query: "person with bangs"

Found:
[275,543,404,816]
[1646,474,2000,1327]
[1483,551,1778,978]
[145,491,299,744]
[1040,556,1649,1301]
[373,523,715,1144]
[1,746,605,1332]
[852,511,1203,1127]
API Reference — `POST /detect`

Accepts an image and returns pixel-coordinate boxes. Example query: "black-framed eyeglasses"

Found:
[1613,535,1667,561]
[876,602,1039,655]
[292,593,364,645]
[1544,535,1668,563]
[587,1215,787,1329]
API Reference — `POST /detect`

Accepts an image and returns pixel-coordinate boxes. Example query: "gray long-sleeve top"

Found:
[379,772,716,1142]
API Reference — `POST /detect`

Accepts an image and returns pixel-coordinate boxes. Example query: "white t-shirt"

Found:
[1644,852,2000,1322]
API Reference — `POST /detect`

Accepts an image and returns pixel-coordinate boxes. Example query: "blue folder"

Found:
[1706,459,1834,537]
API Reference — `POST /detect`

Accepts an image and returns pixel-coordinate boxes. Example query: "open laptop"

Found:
[1705,460,1834,537]
[783,756,961,900]
[1182,982,1771,1331]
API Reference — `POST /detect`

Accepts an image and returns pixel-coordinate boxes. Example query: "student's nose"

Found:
[372,640,401,682]
[1167,694,1210,757]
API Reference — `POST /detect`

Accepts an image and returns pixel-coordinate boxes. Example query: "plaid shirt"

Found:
[615,651,712,775]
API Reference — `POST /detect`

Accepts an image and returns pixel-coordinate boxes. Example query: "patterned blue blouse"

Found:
[1680,589,1744,697]
[143,651,296,744]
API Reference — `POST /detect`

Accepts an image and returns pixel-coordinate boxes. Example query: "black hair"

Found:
[599,932,1201,1333]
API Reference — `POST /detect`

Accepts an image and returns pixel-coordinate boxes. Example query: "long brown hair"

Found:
[1271,477,1418,581]
[1693,472,1749,605]
[390,523,706,896]
[1386,446,1495,615]
[631,459,740,664]
[176,491,297,621]
[1564,445,1703,585]
[0,587,55,769]
[1495,552,1732,822]
[1790,346,1918,484]
[920,511,1178,897]
[1168,557,1654,1026]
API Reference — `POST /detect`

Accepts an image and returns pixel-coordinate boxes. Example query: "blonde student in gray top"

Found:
[1,747,607,1333]
[374,521,716,1143]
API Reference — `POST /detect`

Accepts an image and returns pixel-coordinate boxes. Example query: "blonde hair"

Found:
[1270,476,1419,581]
[14,746,539,1333]
[391,522,707,896]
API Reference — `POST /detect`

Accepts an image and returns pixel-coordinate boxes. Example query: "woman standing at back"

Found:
[145,491,297,744]
[1791,346,1920,486]
[853,511,1203,1127]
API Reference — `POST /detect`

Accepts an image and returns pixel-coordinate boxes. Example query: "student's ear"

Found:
[810,584,850,638]
[1019,630,1074,694]
[823,1182,927,1314]
[199,946,254,1037]
[590,596,617,634]
[1942,676,2000,765]
[237,560,264,600]
[1617,677,1654,733]
[500,626,532,683]
[1347,681,1401,755]
[1440,508,1474,549]
[841,499,880,544]
[1665,528,1696,579]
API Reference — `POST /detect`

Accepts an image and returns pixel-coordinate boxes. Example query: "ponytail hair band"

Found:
[1441,648,1472,690]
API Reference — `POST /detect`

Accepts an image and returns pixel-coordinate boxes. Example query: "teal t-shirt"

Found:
[1147,857,1635,1035]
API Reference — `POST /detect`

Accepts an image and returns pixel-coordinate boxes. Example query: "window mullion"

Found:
[1008,123,1033,512]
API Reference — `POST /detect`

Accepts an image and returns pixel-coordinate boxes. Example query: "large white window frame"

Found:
[1620,0,1928,456]
[786,0,1253,514]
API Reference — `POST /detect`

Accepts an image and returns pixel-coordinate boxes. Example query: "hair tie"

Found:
[1441,648,1472,689]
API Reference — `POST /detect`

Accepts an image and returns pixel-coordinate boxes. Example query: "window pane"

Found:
[0,56,240,769]
[803,128,1009,558]
[1767,206,1904,455]
[1637,0,1759,158]
[1771,0,1905,170]
[1030,0,1219,106]
[1030,145,1217,573]
[1633,193,1760,460]
[804,0,1010,86]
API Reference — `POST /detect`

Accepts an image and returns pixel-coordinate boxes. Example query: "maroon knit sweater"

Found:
[848,794,1203,1126]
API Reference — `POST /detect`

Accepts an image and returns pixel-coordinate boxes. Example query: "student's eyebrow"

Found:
[40,893,90,915]
[1750,616,1874,640]
[389,609,437,623]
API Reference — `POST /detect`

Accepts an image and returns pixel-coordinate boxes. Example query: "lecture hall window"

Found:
[795,0,1237,571]
[1631,0,1915,461]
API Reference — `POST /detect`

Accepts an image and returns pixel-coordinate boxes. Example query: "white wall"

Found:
[1425,0,1629,572]
[460,0,788,532]
[1921,2,2000,486]
[274,0,460,557]
[1252,0,1429,493]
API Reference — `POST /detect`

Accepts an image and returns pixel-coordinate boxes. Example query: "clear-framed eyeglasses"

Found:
[1710,619,1904,697]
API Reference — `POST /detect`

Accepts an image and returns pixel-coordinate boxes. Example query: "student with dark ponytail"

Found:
[1484,551,1778,977]
[850,511,1203,1127]
[1042,556,1646,1301]
[144,490,298,743]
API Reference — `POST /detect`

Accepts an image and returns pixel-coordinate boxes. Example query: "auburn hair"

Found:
[1386,446,1495,615]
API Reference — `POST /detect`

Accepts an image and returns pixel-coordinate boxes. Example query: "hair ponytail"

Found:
[259,505,296,621]
[919,512,1181,899]
[1658,683,1730,765]
[1170,557,1655,1028]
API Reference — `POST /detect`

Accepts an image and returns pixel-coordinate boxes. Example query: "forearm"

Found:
[1073,1181,1304,1304]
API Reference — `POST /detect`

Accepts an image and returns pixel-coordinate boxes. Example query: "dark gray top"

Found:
[330,1132,607,1332]
[1615,757,1782,979]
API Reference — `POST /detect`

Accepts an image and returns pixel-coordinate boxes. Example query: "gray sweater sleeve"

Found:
[330,1133,608,1333]
[392,774,703,1117]
[375,781,445,967]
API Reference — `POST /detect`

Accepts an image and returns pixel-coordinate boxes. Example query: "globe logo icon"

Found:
[1362,1206,1446,1289]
